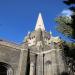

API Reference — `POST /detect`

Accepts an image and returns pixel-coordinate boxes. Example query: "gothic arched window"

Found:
[45,60,52,75]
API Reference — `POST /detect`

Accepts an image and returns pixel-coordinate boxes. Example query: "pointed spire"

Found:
[50,30,52,35]
[35,13,45,31]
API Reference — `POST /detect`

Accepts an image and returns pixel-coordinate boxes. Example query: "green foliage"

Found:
[63,41,75,49]
[55,0,75,39]
[55,16,73,37]
[62,41,75,74]
[55,16,72,24]
[63,0,75,5]
[55,1,75,73]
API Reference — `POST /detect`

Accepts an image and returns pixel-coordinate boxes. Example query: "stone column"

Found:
[43,54,45,75]
[7,67,13,75]
[35,54,37,75]
[30,62,34,75]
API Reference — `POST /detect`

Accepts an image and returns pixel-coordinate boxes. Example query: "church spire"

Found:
[35,13,45,31]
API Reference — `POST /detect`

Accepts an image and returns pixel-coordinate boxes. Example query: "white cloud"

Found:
[61,9,73,17]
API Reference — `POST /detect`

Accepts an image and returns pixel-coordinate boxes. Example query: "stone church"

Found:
[0,13,67,75]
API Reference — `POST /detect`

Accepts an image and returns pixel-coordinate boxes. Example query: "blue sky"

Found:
[0,0,72,43]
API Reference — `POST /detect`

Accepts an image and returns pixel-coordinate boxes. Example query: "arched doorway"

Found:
[0,62,13,75]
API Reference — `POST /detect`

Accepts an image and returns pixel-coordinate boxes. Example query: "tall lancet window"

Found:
[45,60,52,75]
[30,62,34,75]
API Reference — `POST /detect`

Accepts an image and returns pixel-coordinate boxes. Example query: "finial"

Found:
[27,31,31,35]
[50,30,52,35]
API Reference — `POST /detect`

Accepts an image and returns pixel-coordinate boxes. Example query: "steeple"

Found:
[35,13,45,31]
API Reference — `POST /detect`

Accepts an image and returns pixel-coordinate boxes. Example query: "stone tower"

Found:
[0,13,66,75]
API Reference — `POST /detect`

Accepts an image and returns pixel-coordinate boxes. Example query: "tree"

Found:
[62,41,75,75]
[55,1,75,74]
[55,0,75,40]
[63,0,75,5]
[55,16,73,38]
